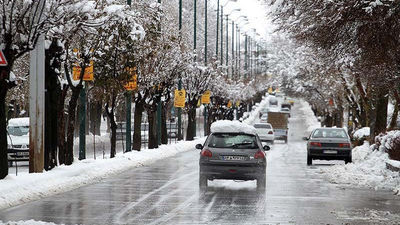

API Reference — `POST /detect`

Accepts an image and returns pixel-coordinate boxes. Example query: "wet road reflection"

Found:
[1,102,400,224]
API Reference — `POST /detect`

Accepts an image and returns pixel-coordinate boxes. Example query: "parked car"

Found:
[254,123,274,143]
[259,107,269,118]
[304,128,352,165]
[269,97,278,106]
[7,117,30,165]
[196,121,270,190]
[260,114,268,123]
[280,107,291,117]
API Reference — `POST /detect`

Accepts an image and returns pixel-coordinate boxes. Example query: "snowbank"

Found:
[210,120,257,135]
[0,139,204,210]
[0,220,59,225]
[242,94,270,125]
[353,127,370,139]
[298,100,320,133]
[322,142,400,195]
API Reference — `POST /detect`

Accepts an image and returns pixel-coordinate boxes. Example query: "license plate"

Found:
[16,152,29,156]
[223,156,246,161]
[324,150,337,154]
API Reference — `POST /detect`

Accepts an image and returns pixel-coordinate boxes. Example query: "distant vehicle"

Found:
[280,107,291,118]
[275,92,285,98]
[197,120,270,190]
[281,103,291,110]
[259,107,269,118]
[7,117,30,165]
[269,97,278,106]
[260,114,268,123]
[287,98,295,106]
[267,112,289,143]
[254,123,274,143]
[304,128,352,165]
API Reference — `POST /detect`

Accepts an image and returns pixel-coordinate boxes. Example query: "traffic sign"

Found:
[0,50,8,66]
[174,89,186,108]
[124,67,138,91]
[268,87,273,94]
[201,90,211,104]
[236,101,240,107]
[73,61,94,81]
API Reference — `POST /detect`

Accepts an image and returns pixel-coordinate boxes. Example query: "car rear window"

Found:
[208,133,259,149]
[312,129,348,139]
[7,126,29,136]
[254,124,271,129]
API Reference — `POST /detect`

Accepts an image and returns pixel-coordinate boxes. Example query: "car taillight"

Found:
[310,142,322,147]
[338,143,350,148]
[254,150,265,159]
[201,149,212,157]
[268,131,273,134]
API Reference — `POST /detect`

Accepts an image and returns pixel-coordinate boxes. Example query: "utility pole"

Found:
[193,0,197,137]
[156,0,162,145]
[79,83,86,160]
[232,21,235,78]
[244,34,247,78]
[29,0,46,173]
[126,0,133,151]
[216,0,220,56]
[220,6,224,65]
[226,15,229,76]
[177,0,183,140]
[204,0,208,136]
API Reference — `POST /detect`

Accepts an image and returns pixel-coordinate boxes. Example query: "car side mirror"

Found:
[302,137,309,141]
[263,145,270,151]
[195,144,203,150]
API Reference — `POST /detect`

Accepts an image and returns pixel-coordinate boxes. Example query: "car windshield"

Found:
[254,124,271,129]
[7,126,29,136]
[208,133,259,149]
[312,129,348,139]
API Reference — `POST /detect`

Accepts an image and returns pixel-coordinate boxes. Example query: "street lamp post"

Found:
[177,0,183,140]
[204,0,208,136]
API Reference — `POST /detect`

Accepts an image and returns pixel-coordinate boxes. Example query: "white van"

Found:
[7,117,30,164]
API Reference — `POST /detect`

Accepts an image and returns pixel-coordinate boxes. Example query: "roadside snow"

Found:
[0,139,204,210]
[353,127,370,139]
[322,142,400,195]
[298,100,320,133]
[242,94,269,125]
[0,220,60,225]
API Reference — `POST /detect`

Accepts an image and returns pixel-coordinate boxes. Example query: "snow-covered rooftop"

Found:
[8,117,29,127]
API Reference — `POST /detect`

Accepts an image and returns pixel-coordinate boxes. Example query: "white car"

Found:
[254,123,274,143]
[7,117,30,165]
[260,114,268,123]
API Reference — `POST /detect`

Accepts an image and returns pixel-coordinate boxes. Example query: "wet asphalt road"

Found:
[1,103,400,224]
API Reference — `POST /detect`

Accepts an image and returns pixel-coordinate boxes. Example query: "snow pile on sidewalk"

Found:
[298,100,320,133]
[353,127,370,139]
[322,142,400,194]
[242,95,269,125]
[211,120,257,135]
[0,139,204,210]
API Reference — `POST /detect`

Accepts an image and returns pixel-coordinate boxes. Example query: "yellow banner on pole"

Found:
[124,67,138,91]
[73,61,94,81]
[236,100,240,107]
[201,90,211,104]
[174,89,186,108]
[227,100,232,108]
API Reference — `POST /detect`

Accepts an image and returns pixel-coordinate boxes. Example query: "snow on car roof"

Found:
[210,120,257,135]
[8,117,29,127]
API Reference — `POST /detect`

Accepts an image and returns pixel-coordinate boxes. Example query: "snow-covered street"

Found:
[1,100,400,225]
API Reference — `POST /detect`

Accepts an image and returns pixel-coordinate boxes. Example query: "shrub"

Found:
[373,131,400,161]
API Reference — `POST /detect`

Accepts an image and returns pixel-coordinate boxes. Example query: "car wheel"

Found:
[345,157,352,164]
[307,155,312,165]
[257,172,266,190]
[199,174,208,190]
[284,137,288,143]
[8,160,13,167]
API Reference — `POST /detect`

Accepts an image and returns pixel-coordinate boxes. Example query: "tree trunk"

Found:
[57,85,68,165]
[109,116,117,158]
[65,86,83,165]
[373,91,389,137]
[147,108,158,149]
[90,101,102,135]
[186,106,197,141]
[0,79,8,179]
[161,104,168,144]
[133,100,144,151]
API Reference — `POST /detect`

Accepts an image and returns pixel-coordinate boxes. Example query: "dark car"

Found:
[304,128,352,165]
[196,130,270,190]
